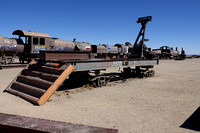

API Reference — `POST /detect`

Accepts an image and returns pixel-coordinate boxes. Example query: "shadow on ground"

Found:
[57,72,139,91]
[180,107,200,131]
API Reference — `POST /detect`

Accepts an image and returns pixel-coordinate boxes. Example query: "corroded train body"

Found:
[0,16,161,64]
[0,35,24,63]
[152,46,181,59]
[0,30,127,64]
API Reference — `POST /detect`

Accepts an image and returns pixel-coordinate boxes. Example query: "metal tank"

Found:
[50,38,75,51]
[108,46,118,54]
[114,44,127,55]
[151,49,161,58]
[74,41,91,52]
[0,35,24,64]
[91,44,108,58]
[91,45,108,54]
[50,38,91,52]
[0,36,24,54]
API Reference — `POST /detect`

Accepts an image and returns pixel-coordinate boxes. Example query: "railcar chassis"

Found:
[5,51,159,105]
[39,51,159,87]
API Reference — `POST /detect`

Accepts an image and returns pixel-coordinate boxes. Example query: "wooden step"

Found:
[16,75,53,90]
[6,88,39,104]
[21,69,59,82]
[38,64,74,105]
[11,82,45,98]
[28,64,63,75]
[5,62,74,105]
[44,63,60,68]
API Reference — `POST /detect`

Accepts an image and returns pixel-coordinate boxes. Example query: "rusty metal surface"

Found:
[43,58,158,72]
[52,39,75,51]
[0,113,118,133]
[37,54,159,71]
[73,60,158,71]
[50,58,158,63]
[40,51,90,61]
[28,64,63,75]
[0,64,27,70]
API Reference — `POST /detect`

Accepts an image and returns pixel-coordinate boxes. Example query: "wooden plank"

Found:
[22,69,59,82]
[17,75,53,90]
[12,82,45,97]
[0,113,118,133]
[37,65,74,105]
[6,88,39,104]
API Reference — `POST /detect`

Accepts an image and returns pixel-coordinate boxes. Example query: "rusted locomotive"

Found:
[0,30,127,64]
[0,35,24,64]
[152,46,185,59]
[0,16,156,64]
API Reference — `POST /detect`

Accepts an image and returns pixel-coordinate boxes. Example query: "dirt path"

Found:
[0,59,199,133]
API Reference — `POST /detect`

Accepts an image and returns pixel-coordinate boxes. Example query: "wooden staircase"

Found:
[5,61,74,105]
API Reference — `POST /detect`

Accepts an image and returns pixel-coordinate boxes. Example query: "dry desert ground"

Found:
[0,58,200,133]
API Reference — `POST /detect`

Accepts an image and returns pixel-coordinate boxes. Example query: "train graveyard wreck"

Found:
[4,51,158,105]
[0,16,156,66]
[151,46,186,60]
[2,16,159,105]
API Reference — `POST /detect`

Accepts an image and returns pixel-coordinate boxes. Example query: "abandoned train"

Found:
[0,30,128,64]
[0,16,158,64]
[152,46,186,59]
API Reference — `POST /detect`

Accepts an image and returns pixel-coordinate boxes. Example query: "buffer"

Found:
[5,61,74,105]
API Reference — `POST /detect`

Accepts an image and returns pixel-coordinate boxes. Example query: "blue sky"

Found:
[0,0,199,54]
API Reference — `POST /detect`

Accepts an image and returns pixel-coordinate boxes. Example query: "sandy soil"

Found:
[0,59,200,133]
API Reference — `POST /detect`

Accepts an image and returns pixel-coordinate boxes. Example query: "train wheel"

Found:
[105,56,110,59]
[123,55,128,58]
[112,56,117,59]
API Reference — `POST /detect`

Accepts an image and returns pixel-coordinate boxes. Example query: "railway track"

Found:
[0,64,28,70]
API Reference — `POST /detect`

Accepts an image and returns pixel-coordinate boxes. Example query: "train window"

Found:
[40,38,45,45]
[33,38,38,45]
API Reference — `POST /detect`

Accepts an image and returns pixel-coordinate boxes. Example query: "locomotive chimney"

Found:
[125,42,131,46]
